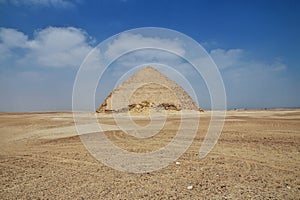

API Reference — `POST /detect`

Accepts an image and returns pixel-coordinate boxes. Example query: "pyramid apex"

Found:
[145,65,155,69]
[131,66,160,76]
[141,65,157,71]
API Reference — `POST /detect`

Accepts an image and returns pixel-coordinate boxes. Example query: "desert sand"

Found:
[0,109,299,199]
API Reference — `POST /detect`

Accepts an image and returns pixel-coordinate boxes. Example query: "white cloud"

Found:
[99,32,193,83]
[0,43,11,61]
[211,48,290,109]
[0,28,186,70]
[210,48,244,69]
[0,27,94,68]
[0,28,28,48]
[104,33,185,60]
[0,0,78,8]
[210,48,287,73]
[0,28,28,61]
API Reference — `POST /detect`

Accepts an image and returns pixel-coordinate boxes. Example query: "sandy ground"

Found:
[0,110,299,199]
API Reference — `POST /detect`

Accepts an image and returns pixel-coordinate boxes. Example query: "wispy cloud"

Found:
[0,0,81,8]
[210,48,244,69]
[104,32,185,60]
[210,48,287,72]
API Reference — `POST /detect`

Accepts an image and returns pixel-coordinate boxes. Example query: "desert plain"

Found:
[0,109,299,199]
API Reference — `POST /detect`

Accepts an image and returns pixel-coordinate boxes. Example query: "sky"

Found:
[0,0,299,111]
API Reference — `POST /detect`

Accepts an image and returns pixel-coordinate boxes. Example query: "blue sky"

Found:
[0,0,299,111]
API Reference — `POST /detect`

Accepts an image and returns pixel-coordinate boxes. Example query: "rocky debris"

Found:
[97,100,185,114]
[157,103,181,111]
[127,100,182,113]
[187,185,193,190]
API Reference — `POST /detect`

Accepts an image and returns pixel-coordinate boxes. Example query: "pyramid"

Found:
[96,66,203,113]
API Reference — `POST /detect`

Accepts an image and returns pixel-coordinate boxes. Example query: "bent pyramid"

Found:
[96,66,202,113]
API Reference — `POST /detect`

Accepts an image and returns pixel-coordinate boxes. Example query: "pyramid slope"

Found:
[96,66,202,113]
